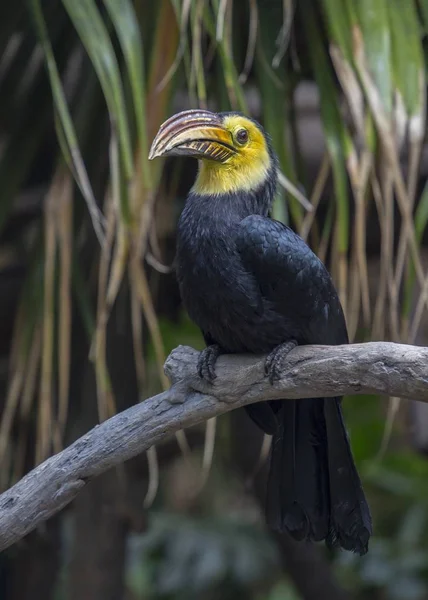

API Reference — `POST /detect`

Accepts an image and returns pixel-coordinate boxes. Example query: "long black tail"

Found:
[265,398,372,555]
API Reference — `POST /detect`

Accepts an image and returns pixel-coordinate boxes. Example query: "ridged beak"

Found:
[148,109,237,163]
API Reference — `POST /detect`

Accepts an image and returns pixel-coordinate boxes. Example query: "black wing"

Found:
[235,215,348,346]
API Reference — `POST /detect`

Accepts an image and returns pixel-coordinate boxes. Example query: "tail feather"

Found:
[324,398,372,554]
[266,397,372,555]
[266,399,329,542]
[266,400,308,536]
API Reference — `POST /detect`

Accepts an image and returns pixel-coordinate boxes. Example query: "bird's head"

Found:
[149,110,277,202]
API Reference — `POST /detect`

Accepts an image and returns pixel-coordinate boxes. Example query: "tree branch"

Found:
[0,341,427,552]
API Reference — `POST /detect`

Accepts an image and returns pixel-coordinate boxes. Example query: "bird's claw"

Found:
[197,344,222,383]
[264,340,298,384]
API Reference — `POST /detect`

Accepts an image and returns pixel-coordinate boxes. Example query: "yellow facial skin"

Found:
[149,110,272,196]
[193,115,271,196]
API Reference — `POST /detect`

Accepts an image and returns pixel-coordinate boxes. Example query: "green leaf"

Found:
[30,0,105,243]
[256,4,302,226]
[322,0,354,61]
[102,0,152,188]
[388,0,424,116]
[61,0,134,221]
[302,0,350,254]
[354,0,393,115]
[204,0,247,113]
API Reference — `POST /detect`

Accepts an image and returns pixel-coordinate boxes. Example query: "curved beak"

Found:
[148,109,236,163]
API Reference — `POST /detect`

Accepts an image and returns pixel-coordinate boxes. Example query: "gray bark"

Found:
[0,341,427,552]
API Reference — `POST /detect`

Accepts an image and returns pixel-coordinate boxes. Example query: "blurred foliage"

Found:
[1,0,428,598]
[337,504,428,600]
[127,513,280,599]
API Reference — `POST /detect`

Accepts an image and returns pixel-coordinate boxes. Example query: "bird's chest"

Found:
[176,218,269,351]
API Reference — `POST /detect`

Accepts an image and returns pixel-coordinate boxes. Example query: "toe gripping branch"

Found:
[197,339,298,385]
[197,344,222,382]
[264,340,298,384]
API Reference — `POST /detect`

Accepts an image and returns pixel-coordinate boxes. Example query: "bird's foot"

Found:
[264,340,298,384]
[197,344,222,383]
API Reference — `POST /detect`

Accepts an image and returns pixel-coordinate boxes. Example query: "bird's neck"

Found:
[193,159,269,197]
[186,164,278,223]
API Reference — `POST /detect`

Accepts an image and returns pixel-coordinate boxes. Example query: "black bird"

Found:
[149,109,372,554]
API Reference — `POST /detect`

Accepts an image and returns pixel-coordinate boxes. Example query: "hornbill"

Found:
[149,110,372,554]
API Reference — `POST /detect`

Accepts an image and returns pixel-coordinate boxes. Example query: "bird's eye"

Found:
[235,128,249,145]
